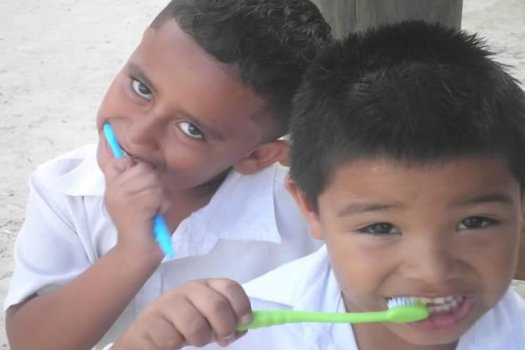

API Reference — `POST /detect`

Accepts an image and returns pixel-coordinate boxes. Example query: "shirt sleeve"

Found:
[3,167,92,311]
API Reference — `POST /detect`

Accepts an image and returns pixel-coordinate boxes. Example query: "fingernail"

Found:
[224,333,236,341]
[239,314,253,325]
[218,333,236,347]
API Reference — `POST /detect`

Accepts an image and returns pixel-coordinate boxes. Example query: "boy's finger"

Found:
[115,164,161,189]
[187,286,238,341]
[142,310,186,350]
[207,279,253,328]
[168,295,214,347]
[160,199,171,214]
[101,157,135,181]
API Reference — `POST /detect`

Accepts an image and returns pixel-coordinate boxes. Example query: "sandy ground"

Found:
[1,0,524,348]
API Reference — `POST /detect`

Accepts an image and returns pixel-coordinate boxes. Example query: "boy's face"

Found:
[291,157,522,347]
[96,20,280,191]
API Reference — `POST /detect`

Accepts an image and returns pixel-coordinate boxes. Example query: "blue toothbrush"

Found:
[103,123,175,258]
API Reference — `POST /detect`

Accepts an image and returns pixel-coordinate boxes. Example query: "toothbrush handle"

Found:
[103,123,174,258]
[103,123,125,158]
[237,310,390,331]
[153,213,174,258]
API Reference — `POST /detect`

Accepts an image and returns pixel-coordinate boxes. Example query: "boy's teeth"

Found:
[407,295,462,305]
[388,295,465,315]
[402,295,465,315]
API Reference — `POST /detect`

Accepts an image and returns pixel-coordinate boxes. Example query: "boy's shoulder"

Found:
[459,287,525,349]
[243,245,331,308]
[30,144,104,197]
[193,161,311,243]
[225,246,357,350]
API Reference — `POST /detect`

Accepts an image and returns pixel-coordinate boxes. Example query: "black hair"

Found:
[151,0,332,136]
[289,21,525,210]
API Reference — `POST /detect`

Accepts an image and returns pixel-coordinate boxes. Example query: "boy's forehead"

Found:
[138,20,217,70]
[320,156,520,209]
[125,20,270,138]
[128,20,276,137]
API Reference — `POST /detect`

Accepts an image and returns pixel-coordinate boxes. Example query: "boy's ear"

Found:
[285,176,324,240]
[234,140,288,175]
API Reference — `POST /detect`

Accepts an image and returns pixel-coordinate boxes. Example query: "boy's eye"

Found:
[458,216,497,230]
[132,79,152,101]
[177,122,204,140]
[359,223,400,235]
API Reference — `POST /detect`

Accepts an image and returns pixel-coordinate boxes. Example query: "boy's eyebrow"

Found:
[128,62,155,92]
[337,201,403,217]
[336,194,514,217]
[452,193,514,207]
[127,62,225,141]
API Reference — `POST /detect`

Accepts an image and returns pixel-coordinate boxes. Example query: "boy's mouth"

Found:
[102,130,165,170]
[407,295,464,315]
[387,295,475,330]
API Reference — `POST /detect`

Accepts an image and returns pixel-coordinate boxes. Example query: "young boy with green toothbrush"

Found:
[110,21,525,350]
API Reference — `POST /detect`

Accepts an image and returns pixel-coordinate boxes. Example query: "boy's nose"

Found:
[401,239,461,285]
[126,115,163,151]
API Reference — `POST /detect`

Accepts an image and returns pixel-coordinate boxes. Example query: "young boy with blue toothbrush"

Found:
[3,1,331,350]
[109,22,525,350]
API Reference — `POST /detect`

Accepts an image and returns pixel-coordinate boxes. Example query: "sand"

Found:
[0,0,524,348]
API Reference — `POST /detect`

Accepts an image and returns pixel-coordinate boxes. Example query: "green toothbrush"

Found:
[237,298,429,331]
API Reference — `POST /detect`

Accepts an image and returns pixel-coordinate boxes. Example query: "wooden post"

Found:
[517,214,525,280]
[312,0,463,39]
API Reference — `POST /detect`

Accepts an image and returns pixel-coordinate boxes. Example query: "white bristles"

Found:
[387,297,415,309]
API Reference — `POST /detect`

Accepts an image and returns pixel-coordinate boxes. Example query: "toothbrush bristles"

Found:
[387,297,415,309]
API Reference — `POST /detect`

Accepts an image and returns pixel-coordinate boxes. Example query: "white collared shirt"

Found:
[184,246,525,350]
[4,145,322,349]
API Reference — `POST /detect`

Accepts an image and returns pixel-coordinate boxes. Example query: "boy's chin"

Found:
[385,323,464,347]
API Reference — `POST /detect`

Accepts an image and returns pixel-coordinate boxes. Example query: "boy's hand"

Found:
[113,279,253,350]
[102,157,169,261]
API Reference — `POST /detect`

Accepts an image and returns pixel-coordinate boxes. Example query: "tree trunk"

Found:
[312,0,463,39]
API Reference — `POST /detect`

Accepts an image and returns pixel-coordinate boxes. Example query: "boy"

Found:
[4,1,331,350]
[110,22,525,350]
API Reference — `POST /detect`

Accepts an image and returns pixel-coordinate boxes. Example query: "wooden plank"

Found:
[354,0,462,32]
[517,215,525,280]
[311,0,356,39]
[312,0,462,38]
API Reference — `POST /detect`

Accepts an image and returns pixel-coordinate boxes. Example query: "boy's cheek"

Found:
[327,241,389,297]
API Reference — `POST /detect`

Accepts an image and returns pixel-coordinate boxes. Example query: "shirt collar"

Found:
[49,144,105,196]
[50,145,282,244]
[243,245,331,306]
[191,165,282,244]
[243,246,358,349]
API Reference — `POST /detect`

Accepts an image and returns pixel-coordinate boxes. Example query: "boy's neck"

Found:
[163,170,229,232]
[352,323,458,350]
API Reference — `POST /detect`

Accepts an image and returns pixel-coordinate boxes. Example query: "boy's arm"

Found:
[6,245,160,350]
[6,157,168,350]
[111,279,253,350]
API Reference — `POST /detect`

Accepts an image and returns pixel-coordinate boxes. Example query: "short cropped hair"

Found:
[289,21,525,210]
[151,0,332,135]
